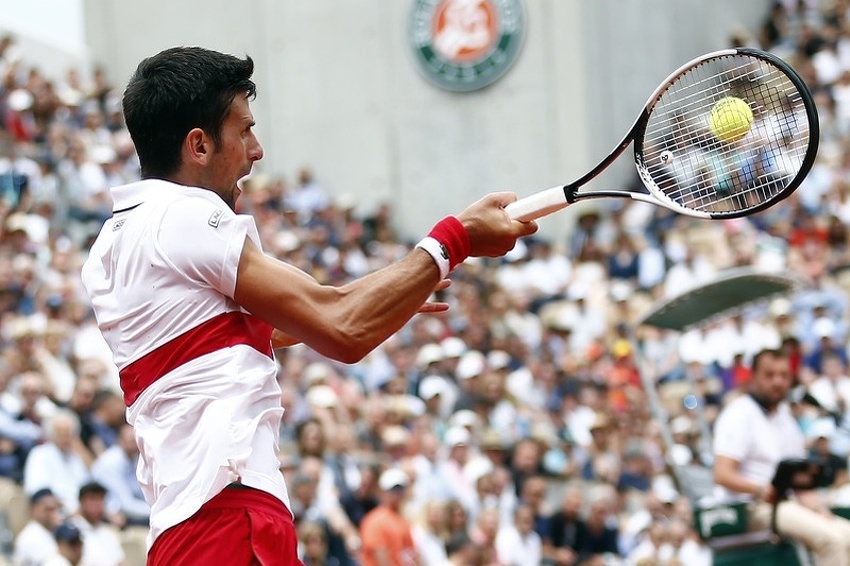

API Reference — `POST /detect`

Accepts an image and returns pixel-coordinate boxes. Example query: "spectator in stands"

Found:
[411,500,449,566]
[440,532,478,566]
[360,468,418,566]
[574,489,620,563]
[23,409,90,514]
[544,485,582,566]
[339,463,379,529]
[90,423,149,527]
[69,481,126,566]
[0,372,41,482]
[43,522,84,566]
[13,488,62,566]
[82,390,125,458]
[495,504,542,566]
[298,520,338,566]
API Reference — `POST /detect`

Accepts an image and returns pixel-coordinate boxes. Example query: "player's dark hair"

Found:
[122,46,256,179]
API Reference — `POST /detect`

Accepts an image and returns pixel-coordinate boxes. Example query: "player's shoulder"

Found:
[158,187,239,230]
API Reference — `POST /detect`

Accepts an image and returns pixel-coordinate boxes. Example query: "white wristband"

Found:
[416,236,450,279]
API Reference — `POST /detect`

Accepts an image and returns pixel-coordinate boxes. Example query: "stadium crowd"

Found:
[2,1,850,565]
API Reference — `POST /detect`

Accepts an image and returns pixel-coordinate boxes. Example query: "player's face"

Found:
[751,353,792,408]
[207,93,264,210]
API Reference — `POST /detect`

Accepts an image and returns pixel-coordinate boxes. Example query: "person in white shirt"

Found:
[23,410,90,515]
[713,348,850,565]
[70,482,127,566]
[412,500,449,566]
[90,423,149,526]
[42,523,83,566]
[79,46,536,565]
[12,488,63,566]
[495,504,541,566]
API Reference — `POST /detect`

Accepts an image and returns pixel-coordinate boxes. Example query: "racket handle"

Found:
[505,186,569,221]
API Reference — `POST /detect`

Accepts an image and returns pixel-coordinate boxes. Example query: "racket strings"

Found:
[638,54,812,214]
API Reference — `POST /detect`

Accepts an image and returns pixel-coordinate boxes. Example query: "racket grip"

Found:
[505,186,569,221]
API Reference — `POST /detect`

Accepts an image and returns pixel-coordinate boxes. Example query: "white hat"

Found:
[90,145,117,165]
[568,281,589,301]
[670,415,693,436]
[610,281,633,302]
[444,426,471,447]
[547,304,576,333]
[302,362,332,388]
[487,350,511,371]
[814,317,836,339]
[7,89,33,112]
[769,298,792,318]
[381,425,411,447]
[666,444,693,468]
[5,213,28,235]
[652,474,681,503]
[807,418,836,442]
[441,337,467,359]
[456,350,485,380]
[464,457,494,484]
[416,343,444,369]
[419,375,449,400]
[449,410,479,429]
[378,468,409,491]
[305,385,338,408]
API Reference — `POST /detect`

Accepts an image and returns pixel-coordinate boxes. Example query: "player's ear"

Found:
[183,127,212,166]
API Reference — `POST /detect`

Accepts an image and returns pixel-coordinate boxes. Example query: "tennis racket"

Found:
[506,47,819,221]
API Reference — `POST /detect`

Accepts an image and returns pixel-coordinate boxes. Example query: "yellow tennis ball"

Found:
[708,96,753,143]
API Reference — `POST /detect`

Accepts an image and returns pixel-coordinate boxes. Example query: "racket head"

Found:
[633,48,819,219]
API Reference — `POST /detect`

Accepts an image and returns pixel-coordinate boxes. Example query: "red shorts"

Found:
[147,486,302,566]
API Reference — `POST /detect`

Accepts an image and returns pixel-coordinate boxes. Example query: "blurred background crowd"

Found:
[3,1,850,565]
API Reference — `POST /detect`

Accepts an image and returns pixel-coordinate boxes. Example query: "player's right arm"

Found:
[235,192,536,363]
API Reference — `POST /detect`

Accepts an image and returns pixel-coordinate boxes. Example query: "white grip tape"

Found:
[505,186,570,221]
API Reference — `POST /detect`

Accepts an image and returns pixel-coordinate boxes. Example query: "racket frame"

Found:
[506,48,819,221]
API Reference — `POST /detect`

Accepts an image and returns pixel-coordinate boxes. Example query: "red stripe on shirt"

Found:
[119,311,274,406]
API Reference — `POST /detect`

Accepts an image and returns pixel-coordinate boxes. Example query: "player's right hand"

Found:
[457,192,538,258]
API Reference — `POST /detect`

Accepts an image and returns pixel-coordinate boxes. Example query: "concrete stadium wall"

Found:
[83,0,769,242]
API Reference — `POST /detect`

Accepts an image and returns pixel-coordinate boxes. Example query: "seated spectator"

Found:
[90,422,149,526]
[544,486,582,566]
[82,389,125,458]
[626,520,668,566]
[13,487,62,566]
[299,520,341,566]
[0,393,41,483]
[43,522,84,566]
[495,504,542,566]
[3,370,58,428]
[340,463,379,528]
[412,500,448,566]
[23,409,90,514]
[69,481,126,566]
[658,518,710,566]
[360,468,418,566]
[439,532,479,566]
[574,490,620,564]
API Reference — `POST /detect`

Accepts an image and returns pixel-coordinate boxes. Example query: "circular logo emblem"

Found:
[409,0,525,92]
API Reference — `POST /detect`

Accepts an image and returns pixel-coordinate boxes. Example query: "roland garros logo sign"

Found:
[409,0,525,92]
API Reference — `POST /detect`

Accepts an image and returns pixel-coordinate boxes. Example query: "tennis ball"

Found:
[708,96,753,143]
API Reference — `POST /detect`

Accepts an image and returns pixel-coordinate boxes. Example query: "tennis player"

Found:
[80,46,536,565]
